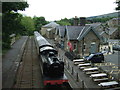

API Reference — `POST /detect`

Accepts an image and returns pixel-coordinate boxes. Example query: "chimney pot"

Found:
[80,17,86,26]
[73,16,79,26]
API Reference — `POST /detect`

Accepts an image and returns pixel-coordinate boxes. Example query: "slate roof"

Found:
[108,27,118,35]
[58,26,66,38]
[77,25,92,40]
[56,24,101,41]
[66,25,101,41]
[108,39,120,43]
[42,21,59,28]
[99,31,108,36]
[66,25,100,41]
[66,26,85,40]
[90,23,101,28]
[55,26,66,38]
[89,23,109,38]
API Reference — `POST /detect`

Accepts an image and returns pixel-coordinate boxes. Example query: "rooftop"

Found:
[42,21,59,28]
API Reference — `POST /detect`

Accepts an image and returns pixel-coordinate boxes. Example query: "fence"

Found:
[10,34,16,45]
[60,54,88,89]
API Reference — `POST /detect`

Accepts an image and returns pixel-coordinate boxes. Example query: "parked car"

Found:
[113,45,120,51]
[84,53,104,63]
[101,51,108,54]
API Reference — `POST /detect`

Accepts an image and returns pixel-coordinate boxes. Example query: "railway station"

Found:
[2,1,120,89]
[2,32,120,89]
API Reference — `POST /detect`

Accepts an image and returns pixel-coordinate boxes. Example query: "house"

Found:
[108,27,119,39]
[106,18,120,39]
[64,26,85,52]
[107,18,120,27]
[108,39,120,53]
[46,28,55,39]
[55,17,102,57]
[91,21,120,41]
[65,25,101,56]
[55,25,101,57]
[91,23,109,44]
[108,39,120,46]
[41,21,59,38]
[77,25,101,56]
[55,26,66,48]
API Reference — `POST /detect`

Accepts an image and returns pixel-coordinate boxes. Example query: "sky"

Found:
[19,0,117,21]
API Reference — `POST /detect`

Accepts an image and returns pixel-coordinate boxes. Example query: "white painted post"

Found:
[68,62,69,69]
[81,80,84,89]
[71,67,74,75]
[76,73,79,82]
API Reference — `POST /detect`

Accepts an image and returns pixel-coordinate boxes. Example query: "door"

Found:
[90,42,97,54]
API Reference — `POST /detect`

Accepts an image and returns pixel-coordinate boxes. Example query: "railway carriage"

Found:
[34,31,68,86]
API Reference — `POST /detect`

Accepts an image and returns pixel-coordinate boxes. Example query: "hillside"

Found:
[87,12,118,20]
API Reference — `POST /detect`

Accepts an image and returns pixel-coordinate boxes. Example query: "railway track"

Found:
[14,36,43,88]
[13,36,72,89]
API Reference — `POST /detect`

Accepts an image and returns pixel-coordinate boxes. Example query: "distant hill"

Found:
[87,12,118,20]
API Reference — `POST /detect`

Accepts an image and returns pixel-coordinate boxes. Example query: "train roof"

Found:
[37,38,53,48]
[40,46,57,54]
[34,31,53,48]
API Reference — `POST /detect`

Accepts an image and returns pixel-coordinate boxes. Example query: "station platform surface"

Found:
[2,36,28,88]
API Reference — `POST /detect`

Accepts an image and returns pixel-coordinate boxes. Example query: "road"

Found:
[105,51,119,66]
[98,51,120,81]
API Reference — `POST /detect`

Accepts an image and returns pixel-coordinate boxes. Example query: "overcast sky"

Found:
[19,0,117,21]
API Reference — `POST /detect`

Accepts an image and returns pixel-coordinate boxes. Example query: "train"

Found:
[34,31,68,86]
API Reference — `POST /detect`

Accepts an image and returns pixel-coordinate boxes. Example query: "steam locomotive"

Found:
[34,31,68,86]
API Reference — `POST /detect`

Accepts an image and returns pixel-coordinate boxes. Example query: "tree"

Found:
[91,17,114,23]
[2,2,28,13]
[21,16,35,35]
[2,2,29,50]
[116,0,120,10]
[33,16,48,31]
[56,18,71,26]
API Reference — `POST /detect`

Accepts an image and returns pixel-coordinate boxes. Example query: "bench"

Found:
[78,63,91,67]
[85,71,99,75]
[79,66,91,69]
[98,81,119,88]
[73,59,84,65]
[74,62,85,65]
[83,67,98,72]
[90,73,107,78]
[93,78,109,82]
[73,59,84,62]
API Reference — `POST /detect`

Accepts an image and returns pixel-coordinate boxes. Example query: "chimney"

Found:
[80,17,86,26]
[73,16,79,26]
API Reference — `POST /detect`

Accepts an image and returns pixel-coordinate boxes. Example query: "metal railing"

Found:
[61,55,88,89]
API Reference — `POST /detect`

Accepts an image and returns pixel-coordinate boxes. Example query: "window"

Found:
[74,44,76,49]
[73,42,77,49]
[83,43,86,51]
